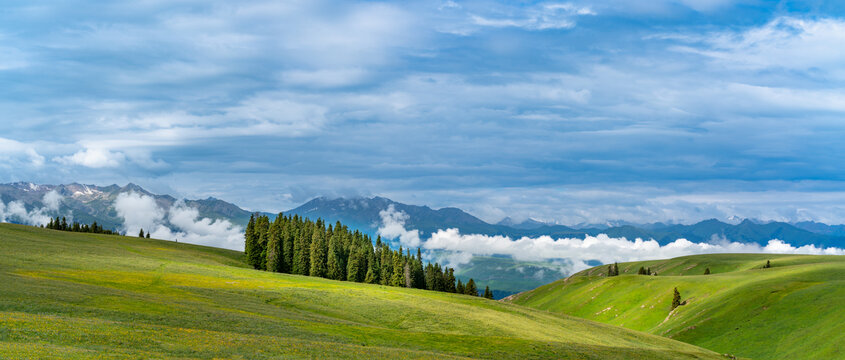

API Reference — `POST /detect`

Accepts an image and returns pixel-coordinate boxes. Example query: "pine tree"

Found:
[607,262,620,277]
[390,251,405,287]
[327,236,343,280]
[309,230,327,278]
[244,214,257,268]
[704,267,711,275]
[403,261,412,288]
[445,268,457,293]
[282,219,293,273]
[364,250,378,284]
[139,229,145,238]
[764,260,771,269]
[638,266,646,275]
[47,218,54,229]
[379,246,392,286]
[411,257,425,289]
[296,228,311,275]
[255,216,270,270]
[647,267,651,275]
[146,233,150,239]
[483,286,493,299]
[671,287,681,310]
[346,247,363,282]
[465,278,477,296]
[456,279,465,294]
[266,217,283,273]
[61,217,67,231]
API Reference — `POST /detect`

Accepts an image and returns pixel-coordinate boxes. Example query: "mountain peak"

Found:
[120,183,150,194]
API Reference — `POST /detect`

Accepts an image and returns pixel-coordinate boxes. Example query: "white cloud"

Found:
[113,191,244,250]
[0,200,52,226]
[471,3,595,31]
[0,137,45,167]
[114,192,165,235]
[162,200,244,249]
[673,17,845,74]
[42,190,63,211]
[377,204,421,248]
[424,228,845,274]
[55,147,126,168]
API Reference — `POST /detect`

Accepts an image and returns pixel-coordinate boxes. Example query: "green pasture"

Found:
[508,253,845,360]
[0,224,722,359]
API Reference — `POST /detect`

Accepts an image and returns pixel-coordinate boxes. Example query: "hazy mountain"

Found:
[0,182,254,231]
[285,196,845,247]
[496,217,549,230]
[285,196,507,237]
[4,183,844,248]
[792,221,845,237]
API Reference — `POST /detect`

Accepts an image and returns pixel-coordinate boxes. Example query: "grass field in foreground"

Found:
[0,224,723,359]
[506,253,845,360]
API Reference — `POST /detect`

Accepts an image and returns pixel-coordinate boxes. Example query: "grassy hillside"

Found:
[507,254,845,360]
[0,224,723,359]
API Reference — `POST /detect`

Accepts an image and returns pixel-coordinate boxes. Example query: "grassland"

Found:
[507,253,845,360]
[0,223,724,359]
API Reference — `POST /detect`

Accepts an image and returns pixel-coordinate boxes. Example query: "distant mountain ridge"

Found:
[3,182,844,248]
[287,196,845,248]
[0,182,254,231]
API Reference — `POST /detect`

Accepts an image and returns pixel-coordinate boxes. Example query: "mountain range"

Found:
[0,182,253,232]
[287,196,845,248]
[3,182,845,248]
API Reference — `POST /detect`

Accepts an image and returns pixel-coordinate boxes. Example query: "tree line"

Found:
[244,213,492,298]
[45,217,119,235]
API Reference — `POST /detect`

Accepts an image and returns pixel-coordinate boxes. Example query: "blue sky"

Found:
[2,0,845,225]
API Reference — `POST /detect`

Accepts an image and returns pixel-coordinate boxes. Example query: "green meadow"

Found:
[0,223,723,359]
[507,253,845,360]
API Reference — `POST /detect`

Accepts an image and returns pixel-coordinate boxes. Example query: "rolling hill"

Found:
[5,183,845,300]
[506,254,845,360]
[0,223,724,359]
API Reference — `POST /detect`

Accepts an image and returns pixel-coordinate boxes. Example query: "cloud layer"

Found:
[378,204,421,247]
[2,2,845,225]
[0,190,63,226]
[423,228,845,274]
[114,192,244,250]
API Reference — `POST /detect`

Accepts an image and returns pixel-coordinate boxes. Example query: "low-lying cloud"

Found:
[377,204,421,247]
[114,192,244,250]
[423,228,845,274]
[0,190,63,226]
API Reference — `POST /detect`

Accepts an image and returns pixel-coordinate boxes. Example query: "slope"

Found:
[507,254,845,360]
[0,224,723,360]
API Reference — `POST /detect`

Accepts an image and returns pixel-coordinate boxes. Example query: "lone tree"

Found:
[671,287,682,310]
[139,229,145,238]
[146,233,150,239]
[465,278,478,296]
[704,267,711,275]
[764,260,771,269]
[483,286,494,299]
[607,262,620,277]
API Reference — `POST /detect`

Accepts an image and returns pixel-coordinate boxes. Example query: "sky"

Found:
[2,0,845,226]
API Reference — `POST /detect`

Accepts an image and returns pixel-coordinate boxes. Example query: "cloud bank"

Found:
[0,190,63,226]
[423,229,845,274]
[113,192,244,250]
[377,204,421,247]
